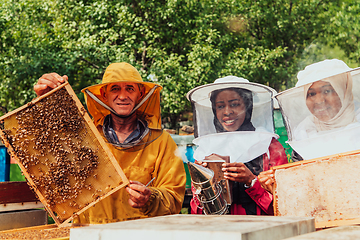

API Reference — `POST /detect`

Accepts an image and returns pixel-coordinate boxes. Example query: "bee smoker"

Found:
[187,162,228,215]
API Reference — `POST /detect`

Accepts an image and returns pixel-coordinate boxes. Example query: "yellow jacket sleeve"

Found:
[139,132,186,216]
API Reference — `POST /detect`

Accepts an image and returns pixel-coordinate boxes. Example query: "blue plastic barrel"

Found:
[0,143,10,182]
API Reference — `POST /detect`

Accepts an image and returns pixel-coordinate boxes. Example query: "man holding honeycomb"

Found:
[34,62,186,224]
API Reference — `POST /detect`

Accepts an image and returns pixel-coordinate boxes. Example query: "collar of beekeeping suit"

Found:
[186,76,279,163]
[81,62,162,130]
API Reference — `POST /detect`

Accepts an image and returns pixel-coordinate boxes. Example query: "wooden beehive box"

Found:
[0,223,82,239]
[273,150,360,229]
[0,82,129,226]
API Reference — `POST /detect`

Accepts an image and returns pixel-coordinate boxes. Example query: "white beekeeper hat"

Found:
[296,59,353,87]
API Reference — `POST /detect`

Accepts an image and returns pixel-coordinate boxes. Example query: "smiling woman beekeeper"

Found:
[186,76,287,215]
[275,59,360,161]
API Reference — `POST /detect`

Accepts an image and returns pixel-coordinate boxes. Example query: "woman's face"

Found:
[214,89,246,132]
[306,80,342,121]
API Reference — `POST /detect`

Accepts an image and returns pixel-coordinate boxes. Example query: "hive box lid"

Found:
[70,214,315,240]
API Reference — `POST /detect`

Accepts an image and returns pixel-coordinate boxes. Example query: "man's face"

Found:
[102,83,143,116]
[306,80,342,121]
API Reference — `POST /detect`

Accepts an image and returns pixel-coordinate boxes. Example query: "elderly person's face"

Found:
[306,80,342,121]
[214,89,246,132]
[101,82,143,116]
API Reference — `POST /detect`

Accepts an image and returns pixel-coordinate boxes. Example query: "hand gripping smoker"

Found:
[188,161,231,215]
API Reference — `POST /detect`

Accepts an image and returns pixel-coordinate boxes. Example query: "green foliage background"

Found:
[1,0,358,127]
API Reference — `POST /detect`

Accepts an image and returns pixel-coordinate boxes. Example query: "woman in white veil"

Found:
[187,76,288,215]
[276,59,360,161]
[295,65,357,140]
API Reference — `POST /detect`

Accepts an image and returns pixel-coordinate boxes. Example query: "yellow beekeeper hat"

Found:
[81,62,162,129]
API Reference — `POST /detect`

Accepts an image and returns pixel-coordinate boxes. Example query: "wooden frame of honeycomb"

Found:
[0,82,129,226]
[273,149,360,229]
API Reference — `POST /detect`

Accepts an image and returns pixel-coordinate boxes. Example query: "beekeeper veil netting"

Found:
[275,59,360,160]
[186,76,278,163]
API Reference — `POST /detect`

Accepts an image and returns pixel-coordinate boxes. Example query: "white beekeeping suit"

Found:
[275,59,360,160]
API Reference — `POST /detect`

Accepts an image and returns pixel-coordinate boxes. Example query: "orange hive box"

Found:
[273,150,360,229]
[0,82,129,226]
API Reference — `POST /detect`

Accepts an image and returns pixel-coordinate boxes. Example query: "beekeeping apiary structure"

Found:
[273,150,360,228]
[0,82,129,226]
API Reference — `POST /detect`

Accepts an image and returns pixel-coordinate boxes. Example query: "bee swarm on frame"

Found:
[1,88,100,221]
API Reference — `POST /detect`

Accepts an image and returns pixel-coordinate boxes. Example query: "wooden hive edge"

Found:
[0,223,87,240]
[0,181,40,204]
[0,224,58,234]
[272,181,280,216]
[59,182,128,227]
[0,83,69,122]
[272,149,360,171]
[315,217,360,229]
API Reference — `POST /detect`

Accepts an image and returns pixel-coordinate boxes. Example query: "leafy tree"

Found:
[0,0,340,128]
[325,1,360,64]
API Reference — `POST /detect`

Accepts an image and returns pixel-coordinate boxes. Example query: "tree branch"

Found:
[79,57,100,69]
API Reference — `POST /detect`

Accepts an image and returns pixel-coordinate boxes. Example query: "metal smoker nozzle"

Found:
[187,162,214,184]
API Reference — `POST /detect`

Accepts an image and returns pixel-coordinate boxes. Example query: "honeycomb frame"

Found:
[273,149,360,229]
[0,82,129,226]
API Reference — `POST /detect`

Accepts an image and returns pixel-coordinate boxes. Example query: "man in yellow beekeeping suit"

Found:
[34,62,186,224]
